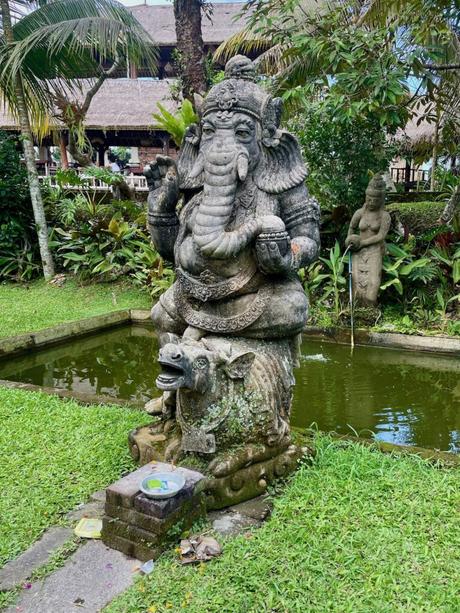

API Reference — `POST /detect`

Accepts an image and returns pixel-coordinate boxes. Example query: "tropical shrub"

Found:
[302,241,349,323]
[291,105,397,214]
[0,131,40,281]
[302,233,459,334]
[387,201,447,235]
[380,241,439,303]
[379,238,460,330]
[152,99,198,147]
[51,195,174,296]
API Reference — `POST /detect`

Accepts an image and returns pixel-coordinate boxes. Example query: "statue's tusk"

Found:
[237,154,249,182]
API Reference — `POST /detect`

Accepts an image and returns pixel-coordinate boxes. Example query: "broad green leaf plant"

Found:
[152,99,199,147]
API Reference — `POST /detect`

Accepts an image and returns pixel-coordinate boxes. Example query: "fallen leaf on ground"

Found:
[179,535,222,564]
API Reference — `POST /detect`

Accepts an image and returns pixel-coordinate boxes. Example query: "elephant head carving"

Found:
[177,56,307,260]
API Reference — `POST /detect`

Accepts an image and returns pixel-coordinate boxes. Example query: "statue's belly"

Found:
[177,236,253,278]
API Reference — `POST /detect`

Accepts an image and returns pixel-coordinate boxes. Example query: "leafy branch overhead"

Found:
[216,0,459,128]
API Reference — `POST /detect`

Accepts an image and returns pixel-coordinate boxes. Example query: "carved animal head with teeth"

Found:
[156,336,255,395]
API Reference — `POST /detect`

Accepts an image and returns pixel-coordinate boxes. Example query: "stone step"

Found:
[0,527,73,591]
[5,541,139,613]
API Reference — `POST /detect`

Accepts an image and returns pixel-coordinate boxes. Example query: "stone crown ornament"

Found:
[203,55,281,131]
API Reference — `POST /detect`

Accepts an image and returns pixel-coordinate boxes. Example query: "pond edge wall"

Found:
[0,309,458,360]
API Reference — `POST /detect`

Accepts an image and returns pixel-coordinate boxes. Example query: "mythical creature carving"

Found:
[131,56,320,507]
[346,174,391,306]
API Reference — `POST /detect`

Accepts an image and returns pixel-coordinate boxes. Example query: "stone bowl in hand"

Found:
[257,215,290,257]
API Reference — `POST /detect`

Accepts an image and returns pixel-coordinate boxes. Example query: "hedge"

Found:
[386,200,447,234]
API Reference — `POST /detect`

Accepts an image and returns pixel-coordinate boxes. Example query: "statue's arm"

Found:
[282,183,321,270]
[347,210,361,237]
[144,156,180,262]
[359,211,391,247]
[345,210,362,249]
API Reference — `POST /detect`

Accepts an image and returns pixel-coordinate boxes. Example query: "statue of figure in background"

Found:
[345,174,391,306]
[131,56,320,507]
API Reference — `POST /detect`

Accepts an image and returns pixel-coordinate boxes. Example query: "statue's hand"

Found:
[256,240,292,275]
[345,234,361,251]
[144,155,179,213]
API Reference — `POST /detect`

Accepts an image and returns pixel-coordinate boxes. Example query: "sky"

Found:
[120,0,244,6]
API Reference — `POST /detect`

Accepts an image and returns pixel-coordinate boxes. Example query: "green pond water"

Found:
[0,324,458,452]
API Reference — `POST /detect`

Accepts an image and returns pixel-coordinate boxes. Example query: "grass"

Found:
[106,436,460,613]
[0,279,151,339]
[0,386,150,569]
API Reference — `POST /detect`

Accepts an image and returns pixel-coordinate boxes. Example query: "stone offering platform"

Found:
[102,462,206,561]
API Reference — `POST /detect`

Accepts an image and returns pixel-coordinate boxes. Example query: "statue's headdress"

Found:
[202,56,282,145]
[365,174,386,204]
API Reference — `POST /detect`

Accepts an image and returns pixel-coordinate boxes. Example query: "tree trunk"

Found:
[59,134,69,169]
[55,59,120,168]
[430,104,441,192]
[404,159,411,192]
[0,0,55,279]
[173,0,208,100]
[440,183,460,224]
[430,123,439,192]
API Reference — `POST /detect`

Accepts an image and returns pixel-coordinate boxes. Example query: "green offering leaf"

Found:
[147,479,162,489]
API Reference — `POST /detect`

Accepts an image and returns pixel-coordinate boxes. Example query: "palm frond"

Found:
[2,0,157,93]
[214,28,270,64]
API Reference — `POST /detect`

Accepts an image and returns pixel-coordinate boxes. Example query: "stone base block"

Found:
[102,462,205,561]
[101,533,159,562]
[202,445,309,510]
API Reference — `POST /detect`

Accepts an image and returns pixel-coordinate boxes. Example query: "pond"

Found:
[0,324,458,452]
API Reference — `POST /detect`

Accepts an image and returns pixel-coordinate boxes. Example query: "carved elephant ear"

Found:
[225,351,255,380]
[254,130,308,195]
[177,123,204,190]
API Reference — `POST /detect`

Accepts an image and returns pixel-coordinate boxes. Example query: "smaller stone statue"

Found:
[345,174,391,306]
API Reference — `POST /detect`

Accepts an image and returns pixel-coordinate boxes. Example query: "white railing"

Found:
[38,172,149,192]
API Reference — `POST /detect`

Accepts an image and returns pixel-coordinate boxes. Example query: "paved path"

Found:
[6,541,139,613]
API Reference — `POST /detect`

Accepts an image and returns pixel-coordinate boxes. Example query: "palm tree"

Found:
[0,0,157,279]
[173,0,209,100]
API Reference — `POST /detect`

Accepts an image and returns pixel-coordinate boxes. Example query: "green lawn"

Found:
[106,437,460,613]
[0,387,150,568]
[0,279,151,338]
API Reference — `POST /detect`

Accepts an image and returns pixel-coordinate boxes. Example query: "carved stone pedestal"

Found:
[101,462,205,561]
[129,424,312,509]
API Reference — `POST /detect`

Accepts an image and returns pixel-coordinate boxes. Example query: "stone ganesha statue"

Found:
[346,174,391,306]
[130,56,320,506]
[145,55,320,340]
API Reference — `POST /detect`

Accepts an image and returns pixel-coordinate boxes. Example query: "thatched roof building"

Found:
[396,104,460,161]
[0,79,175,133]
[130,2,246,47]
